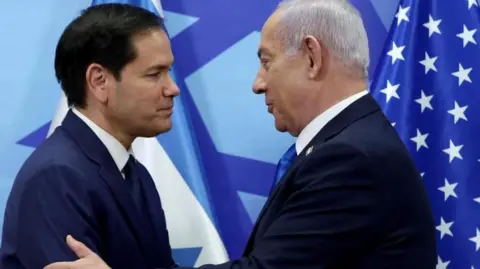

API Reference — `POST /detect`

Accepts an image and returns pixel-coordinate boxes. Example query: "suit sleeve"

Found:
[14,162,102,268]
[181,142,385,269]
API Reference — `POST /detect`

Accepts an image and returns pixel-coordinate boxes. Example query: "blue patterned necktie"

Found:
[271,144,297,192]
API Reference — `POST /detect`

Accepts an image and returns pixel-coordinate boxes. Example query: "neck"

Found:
[294,78,366,136]
[75,106,134,150]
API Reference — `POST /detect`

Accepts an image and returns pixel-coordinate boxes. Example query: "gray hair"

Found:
[276,0,370,78]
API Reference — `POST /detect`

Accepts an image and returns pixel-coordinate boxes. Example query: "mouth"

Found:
[267,104,273,113]
[158,105,173,111]
[157,106,174,117]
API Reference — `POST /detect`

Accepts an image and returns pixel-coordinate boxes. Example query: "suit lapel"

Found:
[307,94,381,144]
[98,166,159,260]
[244,151,307,253]
[138,168,171,249]
[60,110,157,263]
[243,94,381,255]
[134,167,174,266]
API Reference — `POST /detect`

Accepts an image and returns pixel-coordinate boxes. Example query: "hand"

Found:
[44,235,110,269]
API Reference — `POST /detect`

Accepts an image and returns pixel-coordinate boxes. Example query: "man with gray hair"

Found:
[45,1,437,268]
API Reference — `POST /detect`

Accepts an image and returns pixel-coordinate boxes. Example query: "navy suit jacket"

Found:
[0,110,175,269]
[182,94,437,269]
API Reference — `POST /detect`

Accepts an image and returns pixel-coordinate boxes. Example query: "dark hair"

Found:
[54,3,166,107]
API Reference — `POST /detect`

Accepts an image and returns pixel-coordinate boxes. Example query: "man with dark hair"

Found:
[0,3,179,269]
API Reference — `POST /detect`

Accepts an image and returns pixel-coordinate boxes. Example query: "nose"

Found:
[252,69,266,94]
[164,74,180,97]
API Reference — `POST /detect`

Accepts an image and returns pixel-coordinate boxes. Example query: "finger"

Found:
[43,261,74,269]
[66,235,93,258]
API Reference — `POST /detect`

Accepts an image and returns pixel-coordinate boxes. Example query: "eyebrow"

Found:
[145,63,172,72]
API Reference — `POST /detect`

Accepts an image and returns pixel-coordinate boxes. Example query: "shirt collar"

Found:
[71,108,131,173]
[295,90,369,155]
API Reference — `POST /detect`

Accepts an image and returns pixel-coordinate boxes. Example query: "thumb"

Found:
[66,235,93,258]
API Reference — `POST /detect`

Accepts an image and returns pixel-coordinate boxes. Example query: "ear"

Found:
[302,35,327,79]
[85,63,110,104]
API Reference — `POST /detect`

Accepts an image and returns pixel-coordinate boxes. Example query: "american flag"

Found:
[369,0,480,268]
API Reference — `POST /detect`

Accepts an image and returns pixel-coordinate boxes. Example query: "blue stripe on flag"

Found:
[157,68,215,223]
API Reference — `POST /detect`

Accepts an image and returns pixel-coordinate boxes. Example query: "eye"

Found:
[147,72,160,77]
[261,59,270,70]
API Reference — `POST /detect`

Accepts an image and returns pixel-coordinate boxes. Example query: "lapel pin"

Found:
[306,146,313,156]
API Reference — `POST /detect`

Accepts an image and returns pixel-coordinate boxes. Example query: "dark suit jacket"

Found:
[0,110,175,269]
[185,94,436,269]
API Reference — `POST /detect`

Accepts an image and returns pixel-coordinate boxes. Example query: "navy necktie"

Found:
[271,144,297,192]
[123,155,144,211]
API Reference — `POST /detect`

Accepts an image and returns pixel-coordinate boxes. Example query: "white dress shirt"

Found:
[295,90,369,154]
[72,108,131,178]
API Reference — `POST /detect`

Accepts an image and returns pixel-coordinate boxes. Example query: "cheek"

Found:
[146,89,166,110]
[113,86,147,115]
[268,74,290,105]
[271,83,301,123]
[134,83,162,104]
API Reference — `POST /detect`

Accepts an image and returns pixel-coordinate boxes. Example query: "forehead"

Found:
[130,29,173,67]
[259,9,285,56]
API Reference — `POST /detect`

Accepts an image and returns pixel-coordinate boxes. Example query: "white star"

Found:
[474,197,480,203]
[381,81,400,103]
[395,5,410,25]
[452,63,472,86]
[420,172,425,178]
[438,178,458,201]
[419,52,438,74]
[442,139,463,163]
[447,101,468,124]
[387,42,406,64]
[410,128,429,151]
[415,90,434,113]
[391,122,397,127]
[423,15,442,37]
[436,217,454,239]
[436,255,450,269]
[457,25,477,47]
[469,228,480,251]
[468,0,478,9]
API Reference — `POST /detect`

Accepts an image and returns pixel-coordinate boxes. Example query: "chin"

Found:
[138,123,172,137]
[140,129,168,138]
[274,121,288,133]
[156,121,173,134]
